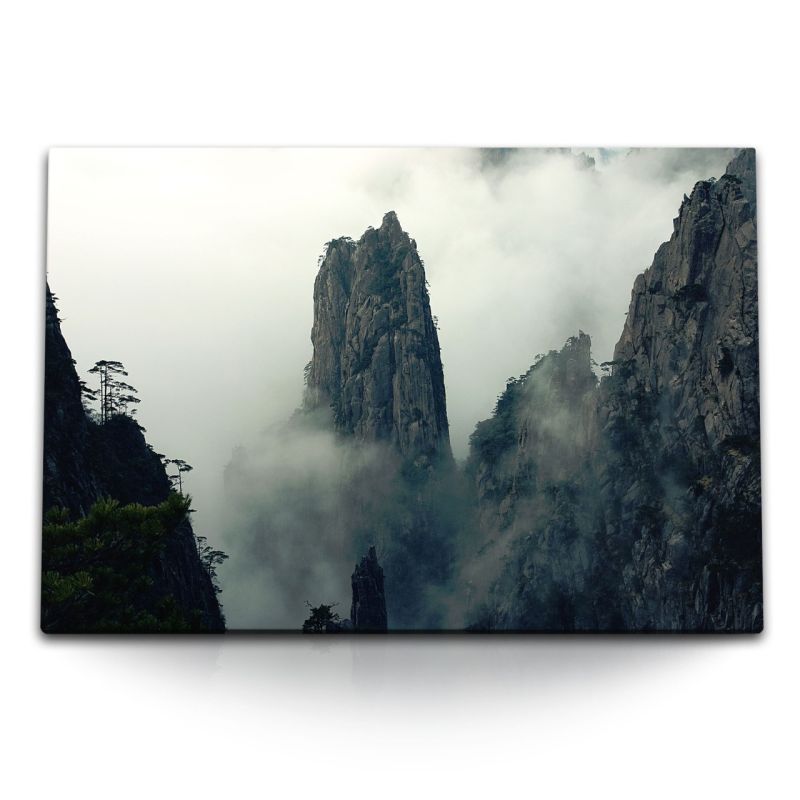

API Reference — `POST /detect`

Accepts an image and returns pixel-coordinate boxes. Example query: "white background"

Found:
[1,2,797,798]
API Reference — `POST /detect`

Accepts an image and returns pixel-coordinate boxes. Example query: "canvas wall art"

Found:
[42,147,762,632]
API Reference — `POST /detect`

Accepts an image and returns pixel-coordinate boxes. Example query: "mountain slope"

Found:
[43,286,225,632]
[467,149,761,631]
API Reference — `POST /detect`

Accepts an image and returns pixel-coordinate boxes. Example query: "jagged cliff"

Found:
[304,546,388,633]
[292,212,461,628]
[469,332,598,532]
[43,286,225,632]
[467,149,761,631]
[350,546,388,631]
[305,211,451,462]
[44,285,102,513]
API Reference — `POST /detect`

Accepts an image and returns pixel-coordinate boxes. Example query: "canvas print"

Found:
[42,148,762,633]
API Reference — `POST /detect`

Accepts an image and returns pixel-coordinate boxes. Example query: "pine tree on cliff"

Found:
[88,359,139,423]
[164,458,193,493]
[44,285,226,631]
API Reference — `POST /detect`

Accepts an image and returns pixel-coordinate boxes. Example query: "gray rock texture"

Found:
[305,211,451,463]
[468,149,762,631]
[289,212,461,629]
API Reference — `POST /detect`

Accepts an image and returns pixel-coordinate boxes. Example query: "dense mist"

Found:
[47,147,735,628]
[221,409,472,629]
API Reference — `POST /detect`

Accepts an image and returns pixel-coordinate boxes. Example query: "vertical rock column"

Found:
[350,546,388,631]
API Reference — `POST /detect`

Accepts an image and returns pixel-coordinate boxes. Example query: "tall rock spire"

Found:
[305,212,451,462]
[350,546,388,631]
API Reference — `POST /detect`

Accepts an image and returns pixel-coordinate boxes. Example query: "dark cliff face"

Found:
[600,148,761,631]
[350,546,388,631]
[468,150,761,631]
[466,334,610,631]
[303,546,388,633]
[469,332,597,531]
[305,211,451,463]
[43,286,225,631]
[44,285,100,515]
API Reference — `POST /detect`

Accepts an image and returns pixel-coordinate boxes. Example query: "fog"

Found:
[221,422,390,629]
[46,147,733,627]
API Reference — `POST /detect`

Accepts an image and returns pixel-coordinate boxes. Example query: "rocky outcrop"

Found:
[466,333,615,631]
[290,212,460,629]
[304,547,387,633]
[44,285,101,514]
[601,147,761,631]
[350,546,388,631]
[43,286,225,631]
[469,332,597,532]
[305,211,451,463]
[468,149,762,632]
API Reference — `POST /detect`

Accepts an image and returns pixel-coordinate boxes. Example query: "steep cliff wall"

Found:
[469,333,597,531]
[350,546,388,631]
[290,212,460,628]
[44,285,101,514]
[305,211,451,463]
[468,150,761,631]
[43,286,225,632]
[465,334,608,630]
[601,148,761,630]
[302,546,388,633]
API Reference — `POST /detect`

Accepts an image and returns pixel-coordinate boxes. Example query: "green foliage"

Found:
[467,350,568,467]
[87,359,140,422]
[163,457,194,492]
[195,535,228,594]
[41,494,201,633]
[368,245,403,298]
[468,375,525,465]
[301,602,341,633]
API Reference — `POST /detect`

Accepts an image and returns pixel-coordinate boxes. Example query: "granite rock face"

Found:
[603,148,761,630]
[293,212,460,629]
[43,286,225,631]
[305,211,451,463]
[468,150,762,631]
[467,334,609,630]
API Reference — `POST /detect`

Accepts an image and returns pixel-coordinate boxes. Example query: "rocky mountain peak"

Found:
[725,148,756,210]
[467,149,761,632]
[305,213,451,461]
[378,209,403,236]
[538,331,595,400]
[612,148,759,454]
[468,331,598,531]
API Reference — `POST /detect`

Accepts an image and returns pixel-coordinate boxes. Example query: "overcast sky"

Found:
[46,146,733,570]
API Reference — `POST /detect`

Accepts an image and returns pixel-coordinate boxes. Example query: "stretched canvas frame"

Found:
[42,147,762,633]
